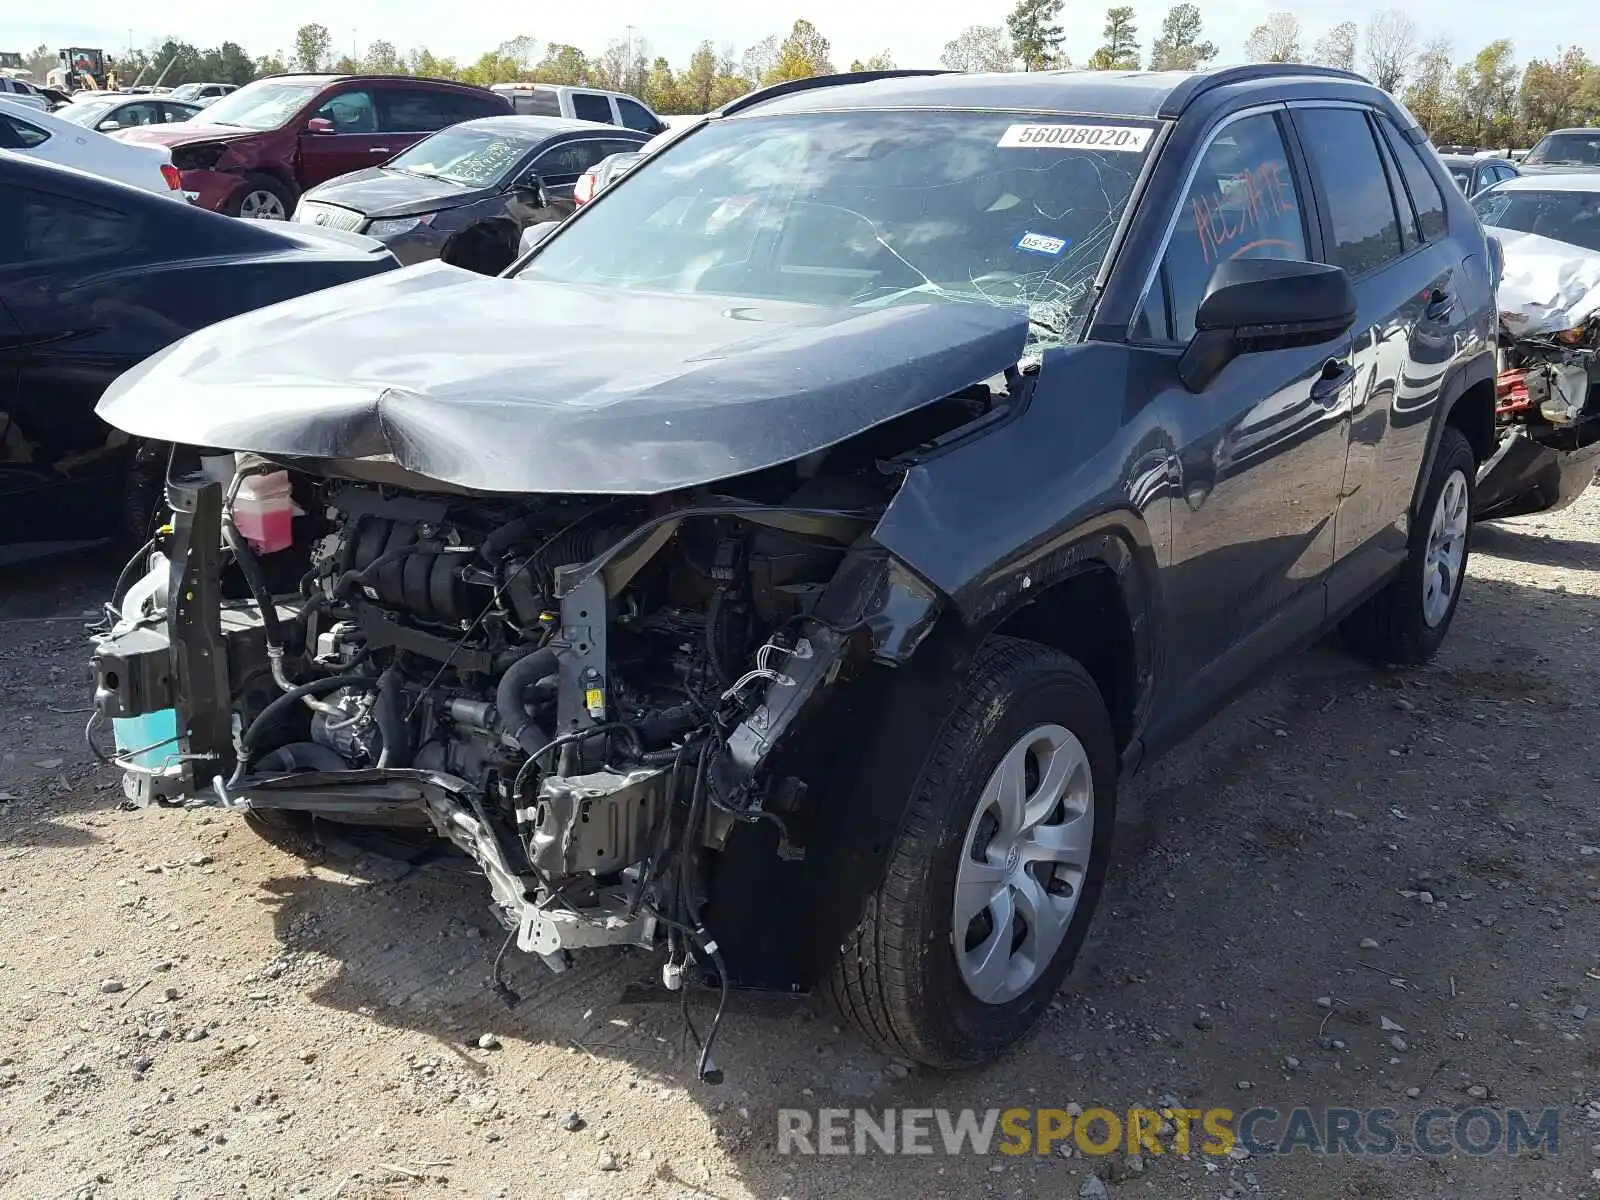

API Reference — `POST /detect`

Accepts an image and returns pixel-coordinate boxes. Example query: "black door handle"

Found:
[1425,289,1455,320]
[1310,359,1355,403]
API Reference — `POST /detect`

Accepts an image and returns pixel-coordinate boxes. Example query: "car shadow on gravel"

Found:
[1471,522,1598,572]
[211,565,1597,1200]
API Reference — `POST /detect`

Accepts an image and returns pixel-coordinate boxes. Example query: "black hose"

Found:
[256,742,347,773]
[110,538,157,612]
[494,645,558,757]
[373,668,412,768]
[222,521,287,652]
[240,673,372,754]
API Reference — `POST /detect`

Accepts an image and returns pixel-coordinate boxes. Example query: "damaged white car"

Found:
[1473,173,1600,517]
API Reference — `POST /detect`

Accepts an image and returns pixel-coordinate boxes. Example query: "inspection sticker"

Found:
[998,123,1152,152]
[1016,231,1070,256]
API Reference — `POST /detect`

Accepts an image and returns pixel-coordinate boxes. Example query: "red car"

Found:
[113,73,511,220]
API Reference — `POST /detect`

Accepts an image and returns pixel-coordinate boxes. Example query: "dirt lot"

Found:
[1,489,1597,1200]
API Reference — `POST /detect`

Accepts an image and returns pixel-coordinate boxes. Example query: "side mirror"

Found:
[304,117,335,135]
[99,119,120,130]
[1178,258,1357,393]
[515,172,549,209]
[519,220,562,256]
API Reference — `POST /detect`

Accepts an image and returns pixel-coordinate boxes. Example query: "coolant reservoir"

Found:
[231,471,295,554]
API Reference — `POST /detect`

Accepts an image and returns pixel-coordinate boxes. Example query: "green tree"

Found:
[768,19,833,83]
[25,44,54,81]
[644,58,684,112]
[849,51,896,71]
[255,53,288,78]
[1455,39,1519,146]
[1244,12,1302,63]
[533,43,591,86]
[362,39,404,75]
[740,35,780,85]
[1148,4,1216,71]
[1008,0,1065,71]
[292,23,332,73]
[1088,7,1140,70]
[406,48,462,79]
[941,25,1016,72]
[1312,21,1358,72]
[682,41,718,112]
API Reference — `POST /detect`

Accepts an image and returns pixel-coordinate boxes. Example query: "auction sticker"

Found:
[1016,231,1069,256]
[998,123,1152,151]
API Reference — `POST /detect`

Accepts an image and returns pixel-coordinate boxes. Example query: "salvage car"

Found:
[1471,172,1600,516]
[1438,152,1517,196]
[113,73,510,219]
[1516,127,1600,175]
[0,152,398,564]
[0,97,182,196]
[294,116,649,271]
[91,65,1500,1071]
[58,94,202,134]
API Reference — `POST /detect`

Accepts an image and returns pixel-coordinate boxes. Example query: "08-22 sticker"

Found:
[998,123,1152,152]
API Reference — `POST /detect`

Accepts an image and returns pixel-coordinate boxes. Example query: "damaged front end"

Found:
[1479,231,1600,518]
[88,430,967,1071]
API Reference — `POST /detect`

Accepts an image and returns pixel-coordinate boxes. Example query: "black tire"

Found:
[824,636,1117,1068]
[1341,426,1476,665]
[227,173,295,220]
[116,441,166,556]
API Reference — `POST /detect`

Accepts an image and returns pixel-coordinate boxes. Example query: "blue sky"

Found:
[3,1,1591,76]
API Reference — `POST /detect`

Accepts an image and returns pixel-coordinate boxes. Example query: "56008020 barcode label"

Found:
[997,124,1153,151]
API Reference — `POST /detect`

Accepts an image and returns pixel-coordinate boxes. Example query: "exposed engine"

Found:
[1483,317,1600,518]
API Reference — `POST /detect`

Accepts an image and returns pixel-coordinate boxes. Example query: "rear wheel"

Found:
[825,636,1117,1067]
[1341,426,1476,665]
[230,174,294,220]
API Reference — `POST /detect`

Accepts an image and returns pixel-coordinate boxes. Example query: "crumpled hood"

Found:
[113,122,255,150]
[97,262,1029,495]
[302,167,482,220]
[1490,226,1600,337]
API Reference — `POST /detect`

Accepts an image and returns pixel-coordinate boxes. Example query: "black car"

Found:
[293,116,651,274]
[0,153,398,564]
[92,65,1499,1071]
[1439,153,1518,196]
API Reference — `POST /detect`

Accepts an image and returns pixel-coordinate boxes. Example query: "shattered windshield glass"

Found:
[515,110,1158,355]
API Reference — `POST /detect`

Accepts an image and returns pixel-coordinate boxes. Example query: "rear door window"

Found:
[533,138,615,180]
[1136,111,1309,343]
[377,88,454,134]
[616,98,658,133]
[1294,107,1405,277]
[570,92,614,124]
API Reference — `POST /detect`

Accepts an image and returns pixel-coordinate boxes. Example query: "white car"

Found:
[0,97,181,196]
[57,94,203,134]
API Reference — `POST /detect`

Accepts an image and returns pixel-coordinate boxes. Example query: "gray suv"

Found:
[91,65,1498,1072]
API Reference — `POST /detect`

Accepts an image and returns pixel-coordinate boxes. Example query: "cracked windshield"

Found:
[517,111,1156,355]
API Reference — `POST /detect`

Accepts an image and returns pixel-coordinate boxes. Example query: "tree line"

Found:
[18,5,1600,145]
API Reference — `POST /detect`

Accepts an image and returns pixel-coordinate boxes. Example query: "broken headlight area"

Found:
[88,439,955,1079]
[1481,318,1600,518]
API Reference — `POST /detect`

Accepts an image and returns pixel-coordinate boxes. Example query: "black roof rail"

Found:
[1157,63,1371,118]
[716,68,953,118]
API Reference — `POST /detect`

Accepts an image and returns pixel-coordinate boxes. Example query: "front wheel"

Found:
[1341,425,1476,665]
[229,174,294,220]
[825,636,1117,1068]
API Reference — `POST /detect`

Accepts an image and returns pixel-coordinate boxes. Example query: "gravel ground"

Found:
[1,488,1597,1200]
